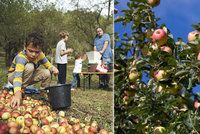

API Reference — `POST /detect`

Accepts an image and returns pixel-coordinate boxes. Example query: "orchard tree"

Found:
[115,0,200,133]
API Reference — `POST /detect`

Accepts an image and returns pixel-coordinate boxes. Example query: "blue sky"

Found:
[115,0,200,91]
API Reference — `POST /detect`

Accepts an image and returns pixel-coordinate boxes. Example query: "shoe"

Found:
[103,84,109,89]
[71,88,76,91]
[98,84,104,89]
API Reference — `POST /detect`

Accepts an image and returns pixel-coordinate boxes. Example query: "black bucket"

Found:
[45,84,71,110]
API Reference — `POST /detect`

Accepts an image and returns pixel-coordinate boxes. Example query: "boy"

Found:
[8,32,59,108]
[55,31,73,84]
[71,54,87,90]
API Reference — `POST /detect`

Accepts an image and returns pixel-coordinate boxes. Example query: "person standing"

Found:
[71,54,87,90]
[55,31,73,84]
[94,27,113,88]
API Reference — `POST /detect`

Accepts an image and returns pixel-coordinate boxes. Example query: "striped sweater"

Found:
[8,50,53,93]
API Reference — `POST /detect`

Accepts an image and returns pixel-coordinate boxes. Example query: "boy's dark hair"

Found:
[75,54,82,59]
[25,32,44,48]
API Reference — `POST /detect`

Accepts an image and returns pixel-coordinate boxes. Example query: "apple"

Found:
[9,126,18,134]
[1,111,11,119]
[151,29,167,46]
[154,70,167,81]
[40,109,49,118]
[83,125,90,134]
[73,123,81,132]
[11,111,21,118]
[24,117,33,127]
[32,118,39,126]
[50,122,59,129]
[34,128,45,134]
[7,121,18,128]
[32,110,40,118]
[16,116,25,126]
[46,116,54,123]
[89,126,97,133]
[30,124,39,133]
[51,127,57,134]
[153,126,166,134]
[197,52,200,60]
[160,46,172,54]
[188,30,200,42]
[20,127,31,134]
[41,118,49,125]
[76,129,84,134]
[24,113,32,118]
[194,101,200,109]
[129,71,139,83]
[147,0,160,7]
[57,126,67,133]
[41,125,51,133]
[99,129,108,134]
[58,111,65,117]
[0,123,9,132]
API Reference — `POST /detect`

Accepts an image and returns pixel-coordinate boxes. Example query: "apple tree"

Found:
[115,0,200,133]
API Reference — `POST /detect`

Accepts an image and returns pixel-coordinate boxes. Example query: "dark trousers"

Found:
[99,63,112,87]
[57,64,67,84]
[71,73,80,88]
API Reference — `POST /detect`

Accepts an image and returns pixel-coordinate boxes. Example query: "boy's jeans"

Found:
[71,73,80,88]
[8,63,51,90]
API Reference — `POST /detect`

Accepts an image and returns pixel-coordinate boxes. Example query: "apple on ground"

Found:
[24,117,33,127]
[1,111,11,120]
[9,126,18,134]
[41,125,51,133]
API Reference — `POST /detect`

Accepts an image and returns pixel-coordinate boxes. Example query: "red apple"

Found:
[30,124,39,133]
[151,29,167,46]
[24,117,33,127]
[197,52,200,60]
[40,109,49,118]
[51,127,57,134]
[89,126,97,133]
[41,118,49,125]
[188,31,200,42]
[7,121,18,128]
[147,0,160,6]
[32,110,40,118]
[9,126,18,134]
[160,46,172,54]
[11,111,21,118]
[99,129,108,134]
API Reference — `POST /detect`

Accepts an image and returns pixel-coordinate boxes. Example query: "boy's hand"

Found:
[66,48,73,53]
[52,66,59,75]
[10,91,22,108]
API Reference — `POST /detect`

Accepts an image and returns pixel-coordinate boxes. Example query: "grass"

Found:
[0,62,114,132]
